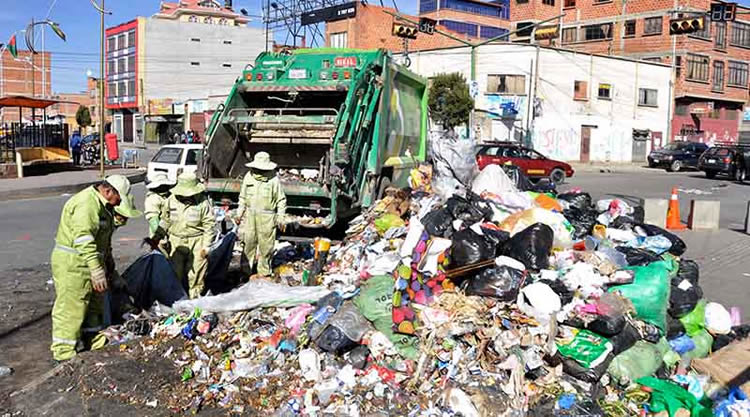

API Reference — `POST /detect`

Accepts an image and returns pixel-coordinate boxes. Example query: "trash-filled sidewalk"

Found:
[79,135,750,416]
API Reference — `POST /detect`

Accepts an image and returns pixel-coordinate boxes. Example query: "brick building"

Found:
[0,49,52,124]
[49,77,107,134]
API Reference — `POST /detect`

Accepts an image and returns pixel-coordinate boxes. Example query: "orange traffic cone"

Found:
[666,187,687,230]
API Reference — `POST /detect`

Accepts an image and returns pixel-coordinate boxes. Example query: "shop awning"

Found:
[0,95,70,109]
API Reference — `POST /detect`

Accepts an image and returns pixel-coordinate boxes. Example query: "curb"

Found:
[0,171,146,202]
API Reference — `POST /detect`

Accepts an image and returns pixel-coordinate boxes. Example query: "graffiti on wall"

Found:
[532,127,579,160]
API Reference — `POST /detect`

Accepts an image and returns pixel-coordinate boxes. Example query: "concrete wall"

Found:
[143,19,264,101]
[407,43,671,162]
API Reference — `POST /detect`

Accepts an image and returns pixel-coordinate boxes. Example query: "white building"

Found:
[105,0,265,145]
[407,43,672,163]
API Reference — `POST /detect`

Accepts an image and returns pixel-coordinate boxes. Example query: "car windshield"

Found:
[662,143,689,151]
[153,148,183,164]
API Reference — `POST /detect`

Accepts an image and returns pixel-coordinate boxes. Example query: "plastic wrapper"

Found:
[683,329,713,359]
[669,260,703,319]
[450,227,507,268]
[123,250,188,309]
[326,301,374,342]
[635,223,687,256]
[607,340,664,384]
[471,164,518,195]
[503,222,554,270]
[557,329,614,369]
[499,208,573,248]
[615,246,661,266]
[462,257,526,301]
[172,279,331,313]
[668,334,696,354]
[421,208,453,238]
[608,260,672,333]
[557,192,593,211]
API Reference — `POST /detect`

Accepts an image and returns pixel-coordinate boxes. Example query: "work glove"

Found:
[90,266,108,293]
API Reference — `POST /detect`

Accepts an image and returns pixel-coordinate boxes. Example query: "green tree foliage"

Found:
[427,72,474,130]
[75,105,92,129]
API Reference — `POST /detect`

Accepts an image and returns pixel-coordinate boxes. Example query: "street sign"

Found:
[419,17,437,35]
[301,2,357,26]
[469,80,479,99]
[710,3,736,22]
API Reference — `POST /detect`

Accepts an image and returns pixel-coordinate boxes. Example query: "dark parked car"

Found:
[648,142,708,172]
[698,146,737,179]
[476,142,575,183]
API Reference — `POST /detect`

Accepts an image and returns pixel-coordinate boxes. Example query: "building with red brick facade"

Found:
[0,49,52,124]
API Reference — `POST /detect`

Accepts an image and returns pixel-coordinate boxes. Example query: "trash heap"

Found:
[96,141,750,416]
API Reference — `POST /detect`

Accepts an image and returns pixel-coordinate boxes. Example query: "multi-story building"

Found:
[105,0,264,146]
[0,49,52,124]
[518,0,750,144]
[419,0,511,39]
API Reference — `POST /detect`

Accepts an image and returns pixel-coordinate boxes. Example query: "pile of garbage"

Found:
[93,139,750,416]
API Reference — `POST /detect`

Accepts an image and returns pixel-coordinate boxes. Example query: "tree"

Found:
[75,105,92,130]
[427,72,474,130]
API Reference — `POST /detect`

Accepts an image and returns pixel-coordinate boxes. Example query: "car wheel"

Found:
[668,160,682,172]
[648,161,656,168]
[705,170,717,179]
[549,168,566,184]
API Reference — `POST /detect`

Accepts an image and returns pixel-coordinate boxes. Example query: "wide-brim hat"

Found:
[146,172,176,189]
[115,195,143,218]
[245,151,277,171]
[105,174,133,200]
[171,172,206,197]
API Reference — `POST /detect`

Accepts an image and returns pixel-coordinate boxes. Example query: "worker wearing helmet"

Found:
[156,172,215,298]
[144,172,175,253]
[237,152,287,278]
[50,175,139,361]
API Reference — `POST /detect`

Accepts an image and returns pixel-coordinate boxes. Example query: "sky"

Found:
[1,0,416,94]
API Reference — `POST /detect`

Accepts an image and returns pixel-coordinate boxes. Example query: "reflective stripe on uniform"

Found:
[171,232,203,238]
[52,336,77,346]
[73,235,95,245]
[54,243,79,254]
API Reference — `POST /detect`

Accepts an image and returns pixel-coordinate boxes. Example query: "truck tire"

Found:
[667,160,682,172]
[705,170,717,179]
[549,168,566,184]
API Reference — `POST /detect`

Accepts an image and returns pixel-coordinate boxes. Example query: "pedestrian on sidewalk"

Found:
[155,172,215,298]
[70,132,82,166]
[236,152,287,278]
[144,172,176,254]
[49,175,139,362]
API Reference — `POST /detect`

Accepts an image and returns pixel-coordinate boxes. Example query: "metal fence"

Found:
[0,123,69,163]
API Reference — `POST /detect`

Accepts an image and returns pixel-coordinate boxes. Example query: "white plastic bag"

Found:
[471,164,518,195]
[705,302,732,335]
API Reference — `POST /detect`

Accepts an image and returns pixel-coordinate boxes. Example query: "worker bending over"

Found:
[237,152,287,278]
[50,175,139,362]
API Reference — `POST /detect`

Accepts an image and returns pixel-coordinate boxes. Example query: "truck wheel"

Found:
[667,160,682,172]
[376,177,392,200]
[549,168,566,184]
[705,170,717,179]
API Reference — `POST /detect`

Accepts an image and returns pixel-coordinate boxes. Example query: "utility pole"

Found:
[31,17,35,134]
[100,0,105,177]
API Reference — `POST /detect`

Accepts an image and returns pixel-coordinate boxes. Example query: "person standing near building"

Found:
[70,132,82,166]
[50,175,138,362]
[156,172,215,298]
[237,152,287,278]
[144,172,175,253]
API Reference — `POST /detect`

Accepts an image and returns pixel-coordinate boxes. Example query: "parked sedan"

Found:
[147,144,203,183]
[648,141,708,172]
[698,146,737,179]
[476,142,574,183]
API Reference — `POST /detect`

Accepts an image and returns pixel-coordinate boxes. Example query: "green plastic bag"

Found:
[374,214,405,234]
[679,299,707,337]
[636,377,713,417]
[608,340,663,384]
[353,275,418,359]
[608,260,671,333]
[684,329,713,360]
[556,329,613,369]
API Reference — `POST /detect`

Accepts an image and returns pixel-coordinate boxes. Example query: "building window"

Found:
[731,21,750,47]
[440,20,479,37]
[692,20,711,39]
[715,22,727,49]
[517,0,528,4]
[713,61,725,91]
[728,61,749,87]
[191,37,200,42]
[643,17,662,35]
[638,88,658,106]
[330,32,347,48]
[564,0,575,8]
[624,20,636,37]
[107,36,116,53]
[686,54,710,82]
[582,23,612,41]
[480,26,509,39]
[127,56,135,73]
[204,16,213,24]
[676,56,682,78]
[598,83,612,99]
[190,62,200,66]
[107,59,115,76]
[118,81,126,97]
[127,30,136,48]
[439,0,508,19]
[117,33,126,50]
[107,82,116,97]
[562,27,577,43]
[516,21,535,37]
[128,79,136,98]
[420,0,438,13]
[117,57,126,74]
[542,0,554,6]
[487,74,526,94]
[574,80,588,100]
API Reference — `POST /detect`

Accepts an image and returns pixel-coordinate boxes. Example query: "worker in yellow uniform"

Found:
[144,172,175,253]
[50,175,139,362]
[157,172,215,298]
[237,152,287,278]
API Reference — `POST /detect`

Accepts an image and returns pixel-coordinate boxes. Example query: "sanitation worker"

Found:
[237,152,287,278]
[50,175,138,362]
[156,172,215,298]
[144,172,175,253]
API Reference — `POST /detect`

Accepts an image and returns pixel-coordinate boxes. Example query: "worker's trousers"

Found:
[241,211,276,277]
[169,234,207,299]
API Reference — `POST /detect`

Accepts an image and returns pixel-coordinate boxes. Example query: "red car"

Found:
[476,142,575,184]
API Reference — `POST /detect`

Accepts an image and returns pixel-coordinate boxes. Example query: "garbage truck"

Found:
[200,48,429,228]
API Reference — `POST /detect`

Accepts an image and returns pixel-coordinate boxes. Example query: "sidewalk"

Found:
[0,167,146,201]
[569,161,652,174]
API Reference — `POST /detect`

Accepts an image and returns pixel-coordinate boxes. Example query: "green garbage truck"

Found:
[201,48,429,228]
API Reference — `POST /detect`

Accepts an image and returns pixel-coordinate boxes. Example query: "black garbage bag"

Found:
[447,195,486,224]
[558,352,614,384]
[563,207,598,240]
[462,264,526,301]
[315,325,358,355]
[566,313,627,338]
[450,227,508,268]
[615,246,661,266]
[541,278,574,305]
[123,251,188,310]
[635,223,686,256]
[558,192,593,210]
[421,207,454,238]
[205,231,238,294]
[669,260,703,318]
[609,322,641,355]
[712,324,750,351]
[503,223,554,270]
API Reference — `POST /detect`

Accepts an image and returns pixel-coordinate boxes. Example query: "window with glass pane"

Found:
[118,81,126,98]
[638,88,658,106]
[583,23,612,40]
[715,22,726,48]
[419,0,437,13]
[127,30,136,48]
[117,34,125,50]
[564,0,575,7]
[598,83,612,99]
[107,59,115,76]
[128,79,136,98]
[731,21,750,47]
[330,32,347,48]
[542,0,554,6]
[624,20,636,36]
[644,17,662,35]
[562,27,577,43]
[441,0,506,18]
[686,54,709,81]
[117,57,125,73]
[713,61,725,91]
[574,80,588,100]
[691,20,710,39]
[107,36,116,52]
[440,20,479,37]
[107,82,116,97]
[127,55,135,73]
[480,26,508,39]
[487,74,526,94]
[728,61,748,87]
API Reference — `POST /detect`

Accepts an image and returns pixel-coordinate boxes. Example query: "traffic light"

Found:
[392,23,418,39]
[670,17,705,35]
